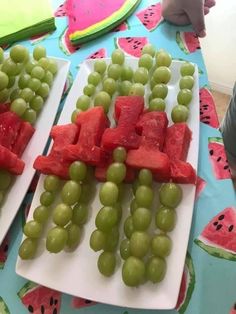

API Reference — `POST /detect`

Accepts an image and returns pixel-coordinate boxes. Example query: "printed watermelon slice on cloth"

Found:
[115,37,148,57]
[18,281,61,314]
[71,297,97,308]
[176,31,200,54]
[0,297,10,314]
[208,137,231,180]
[0,235,9,269]
[59,27,81,56]
[112,21,129,32]
[30,32,52,45]
[66,0,141,45]
[86,48,107,59]
[136,2,163,31]
[230,303,236,314]
[175,252,195,314]
[54,2,66,17]
[200,87,219,128]
[195,176,206,200]
[195,207,236,260]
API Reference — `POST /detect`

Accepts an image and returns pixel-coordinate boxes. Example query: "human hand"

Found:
[162,0,216,37]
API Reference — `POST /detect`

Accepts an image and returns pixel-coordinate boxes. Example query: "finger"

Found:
[163,12,190,26]
[204,6,210,15]
[186,3,206,37]
[205,0,216,8]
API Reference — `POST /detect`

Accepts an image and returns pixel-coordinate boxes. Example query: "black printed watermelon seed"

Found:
[54,299,58,305]
[209,149,213,156]
[53,308,57,314]
[50,297,53,306]
[234,303,236,309]
[28,305,34,313]
[4,244,8,252]
[224,165,229,170]
[218,215,224,220]
[85,299,92,304]
[228,225,234,232]
[41,305,45,314]
[213,221,218,226]
[216,224,222,231]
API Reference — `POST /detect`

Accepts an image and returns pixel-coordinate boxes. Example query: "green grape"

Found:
[97,251,116,277]
[130,198,138,215]
[72,203,88,225]
[159,183,182,208]
[150,78,156,90]
[69,161,87,182]
[99,181,119,206]
[104,227,119,252]
[29,95,44,112]
[119,80,132,96]
[129,83,145,96]
[120,239,131,260]
[107,64,121,80]
[132,178,140,195]
[66,223,81,248]
[23,220,42,238]
[19,87,34,102]
[31,66,45,80]
[22,109,37,124]
[71,109,81,123]
[142,43,156,57]
[130,231,150,258]
[179,76,194,90]
[122,256,145,287]
[15,62,24,75]
[48,59,58,75]
[0,191,4,205]
[33,45,46,60]
[76,95,90,111]
[155,51,172,67]
[133,67,149,85]
[53,203,73,227]
[135,185,154,208]
[10,98,27,116]
[106,162,126,184]
[180,62,195,76]
[1,58,17,76]
[90,229,106,251]
[37,82,50,99]
[149,98,166,111]
[0,47,3,63]
[120,65,133,81]
[138,53,153,70]
[44,175,60,192]
[153,66,171,84]
[0,71,9,90]
[152,83,168,99]
[0,88,9,102]
[95,206,118,232]
[151,234,172,257]
[146,256,167,283]
[46,226,68,253]
[155,206,177,232]
[111,49,125,65]
[33,205,49,224]
[38,57,50,70]
[10,88,20,101]
[7,76,15,88]
[132,207,152,231]
[0,170,12,190]
[83,84,95,97]
[25,61,36,74]
[79,181,95,203]
[18,238,37,260]
[28,78,41,92]
[124,216,134,239]
[113,147,127,162]
[40,191,55,206]
[171,105,189,123]
[94,91,111,113]
[18,73,30,89]
[42,70,53,86]
[177,89,193,106]
[88,71,101,86]
[61,180,81,205]
[102,77,116,95]
[138,169,153,186]
[114,202,122,222]
[94,59,107,75]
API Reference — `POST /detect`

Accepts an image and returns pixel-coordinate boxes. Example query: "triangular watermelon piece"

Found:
[86,48,107,59]
[200,87,219,128]
[54,2,66,17]
[59,27,82,56]
[176,31,201,54]
[136,2,163,31]
[195,176,206,200]
[115,36,148,57]
[71,297,97,308]
[112,21,129,32]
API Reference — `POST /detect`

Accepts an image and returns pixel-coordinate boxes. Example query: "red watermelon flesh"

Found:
[114,96,144,121]
[176,31,200,54]
[86,48,107,59]
[169,160,196,184]
[0,111,22,150]
[230,303,236,314]
[200,87,219,128]
[0,103,9,114]
[195,207,236,260]
[72,297,97,308]
[0,145,24,175]
[208,137,231,180]
[112,21,129,32]
[136,2,163,31]
[54,2,66,17]
[18,282,61,314]
[0,235,9,269]
[11,121,35,157]
[195,176,206,200]
[116,37,148,57]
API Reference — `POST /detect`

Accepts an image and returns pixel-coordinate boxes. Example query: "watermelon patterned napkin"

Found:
[0,0,56,46]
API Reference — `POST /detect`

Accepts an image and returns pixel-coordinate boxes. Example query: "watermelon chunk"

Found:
[195,176,206,200]
[11,121,35,157]
[208,137,231,180]
[71,297,97,308]
[0,103,9,113]
[116,37,148,57]
[18,281,61,314]
[0,111,22,150]
[102,96,144,151]
[136,2,163,31]
[0,235,9,269]
[176,31,200,54]
[200,87,219,128]
[86,48,107,59]
[175,252,195,314]
[0,297,10,314]
[170,160,196,184]
[0,145,24,175]
[195,207,236,261]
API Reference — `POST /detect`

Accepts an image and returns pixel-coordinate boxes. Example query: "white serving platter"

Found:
[16,57,199,310]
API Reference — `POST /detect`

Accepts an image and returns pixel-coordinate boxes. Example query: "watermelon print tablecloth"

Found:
[1,1,236,314]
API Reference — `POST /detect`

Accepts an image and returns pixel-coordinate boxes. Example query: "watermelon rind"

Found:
[195,238,236,261]
[0,297,10,314]
[17,281,38,299]
[208,137,223,145]
[176,31,189,54]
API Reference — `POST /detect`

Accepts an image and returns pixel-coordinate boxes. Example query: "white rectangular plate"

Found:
[16,58,199,310]
[0,56,70,244]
